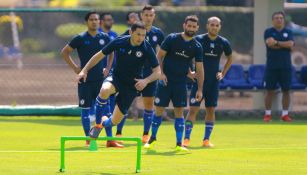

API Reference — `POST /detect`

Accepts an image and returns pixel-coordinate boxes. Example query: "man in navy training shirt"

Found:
[77,22,161,140]
[116,5,165,144]
[144,15,204,152]
[263,11,294,122]
[61,11,120,147]
[183,16,233,148]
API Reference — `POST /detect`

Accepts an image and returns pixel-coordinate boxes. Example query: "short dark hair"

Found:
[126,12,139,21]
[84,11,99,21]
[142,5,154,12]
[272,11,285,20]
[184,15,199,25]
[130,21,146,32]
[100,12,112,20]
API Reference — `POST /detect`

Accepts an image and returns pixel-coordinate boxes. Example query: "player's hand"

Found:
[159,73,168,86]
[216,72,224,81]
[103,68,110,77]
[195,90,203,102]
[266,37,276,47]
[74,67,82,74]
[134,78,149,91]
[187,71,196,82]
[76,71,87,84]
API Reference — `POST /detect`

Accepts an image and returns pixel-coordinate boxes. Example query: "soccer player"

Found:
[144,15,204,151]
[116,5,165,144]
[263,11,294,122]
[183,16,233,148]
[60,11,114,147]
[76,22,161,141]
[98,12,118,116]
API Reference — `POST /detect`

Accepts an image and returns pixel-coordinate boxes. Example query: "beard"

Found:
[184,30,195,37]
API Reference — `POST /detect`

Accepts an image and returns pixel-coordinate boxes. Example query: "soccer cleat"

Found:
[85,140,90,147]
[106,141,124,148]
[202,139,214,148]
[144,138,156,149]
[142,135,149,144]
[281,115,292,122]
[89,124,103,139]
[116,134,123,144]
[182,139,190,147]
[263,115,272,122]
[175,145,189,152]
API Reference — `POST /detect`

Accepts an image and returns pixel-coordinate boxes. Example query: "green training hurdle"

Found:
[59,136,142,173]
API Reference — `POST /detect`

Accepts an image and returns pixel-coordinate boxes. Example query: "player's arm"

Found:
[274,40,294,49]
[217,54,233,80]
[77,51,106,83]
[195,62,204,88]
[103,52,114,77]
[60,45,81,74]
[135,66,161,91]
[156,48,167,84]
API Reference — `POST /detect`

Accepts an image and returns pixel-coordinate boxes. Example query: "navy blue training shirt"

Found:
[69,31,111,82]
[264,27,294,69]
[195,34,232,76]
[102,35,159,87]
[161,33,203,83]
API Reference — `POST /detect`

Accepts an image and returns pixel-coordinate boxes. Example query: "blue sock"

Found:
[204,122,214,140]
[104,117,113,137]
[81,108,90,136]
[150,115,162,140]
[95,96,109,125]
[143,110,154,135]
[175,117,184,146]
[109,95,116,114]
[89,101,96,116]
[102,116,114,128]
[116,114,127,135]
[184,120,193,139]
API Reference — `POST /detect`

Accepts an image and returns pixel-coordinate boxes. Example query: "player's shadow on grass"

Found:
[144,149,191,156]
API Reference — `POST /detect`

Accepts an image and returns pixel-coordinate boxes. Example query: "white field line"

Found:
[0,146,307,153]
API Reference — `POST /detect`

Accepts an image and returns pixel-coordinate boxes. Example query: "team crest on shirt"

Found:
[152,35,158,42]
[155,97,160,103]
[80,99,85,105]
[283,33,288,38]
[99,39,105,45]
[190,98,196,104]
[136,51,143,57]
[210,43,215,48]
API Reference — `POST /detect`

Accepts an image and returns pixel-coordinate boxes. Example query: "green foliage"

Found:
[20,38,44,53]
[79,0,136,7]
[112,24,128,35]
[55,23,86,38]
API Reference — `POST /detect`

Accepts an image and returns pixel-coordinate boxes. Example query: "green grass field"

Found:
[0,116,307,175]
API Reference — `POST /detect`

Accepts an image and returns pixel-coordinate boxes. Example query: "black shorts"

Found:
[78,81,103,108]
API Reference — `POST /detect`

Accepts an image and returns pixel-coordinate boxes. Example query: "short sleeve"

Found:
[223,39,232,56]
[157,29,165,46]
[160,34,173,52]
[264,28,271,41]
[146,44,159,68]
[287,29,294,41]
[102,38,118,55]
[195,42,203,62]
[68,35,81,49]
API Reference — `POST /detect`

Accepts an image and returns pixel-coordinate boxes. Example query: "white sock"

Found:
[89,114,96,122]
[282,110,288,116]
[265,110,271,115]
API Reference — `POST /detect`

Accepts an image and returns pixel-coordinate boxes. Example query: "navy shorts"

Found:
[154,80,187,107]
[189,78,219,107]
[141,80,157,97]
[264,68,291,91]
[104,76,138,114]
[78,81,103,108]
